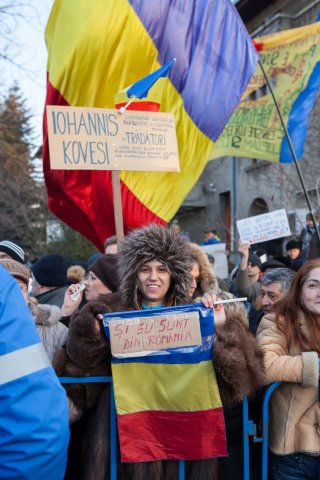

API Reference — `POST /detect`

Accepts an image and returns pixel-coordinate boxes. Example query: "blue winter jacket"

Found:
[0,266,69,479]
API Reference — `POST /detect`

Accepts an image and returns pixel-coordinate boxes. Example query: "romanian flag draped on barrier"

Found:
[44,0,257,250]
[104,305,227,462]
[212,21,320,163]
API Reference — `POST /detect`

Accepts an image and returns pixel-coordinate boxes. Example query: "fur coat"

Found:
[53,293,264,480]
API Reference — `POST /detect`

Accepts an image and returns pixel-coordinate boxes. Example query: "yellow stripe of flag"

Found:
[112,360,222,414]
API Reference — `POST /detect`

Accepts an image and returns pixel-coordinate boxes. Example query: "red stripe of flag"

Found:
[252,39,264,52]
[117,408,227,462]
[115,101,160,111]
[43,79,166,250]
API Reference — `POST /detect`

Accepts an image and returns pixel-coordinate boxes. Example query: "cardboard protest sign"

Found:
[108,311,201,357]
[237,209,291,244]
[46,106,180,172]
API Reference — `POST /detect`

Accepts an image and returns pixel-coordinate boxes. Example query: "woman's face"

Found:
[189,261,200,298]
[301,267,320,315]
[137,260,170,307]
[84,271,111,302]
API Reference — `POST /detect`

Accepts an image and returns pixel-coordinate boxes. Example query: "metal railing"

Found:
[59,377,282,480]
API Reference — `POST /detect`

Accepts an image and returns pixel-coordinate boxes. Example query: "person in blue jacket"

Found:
[0,265,69,480]
[201,228,222,245]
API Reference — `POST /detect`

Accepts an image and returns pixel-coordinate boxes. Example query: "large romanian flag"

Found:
[44,0,258,250]
[104,305,227,462]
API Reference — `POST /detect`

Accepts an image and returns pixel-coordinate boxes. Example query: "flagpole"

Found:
[111,171,124,249]
[118,96,137,114]
[259,60,320,242]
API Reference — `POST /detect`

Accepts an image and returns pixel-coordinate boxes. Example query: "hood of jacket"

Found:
[29,298,62,327]
[118,224,193,308]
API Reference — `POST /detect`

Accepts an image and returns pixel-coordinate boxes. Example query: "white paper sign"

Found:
[236,209,291,244]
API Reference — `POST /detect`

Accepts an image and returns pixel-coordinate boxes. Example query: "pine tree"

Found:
[0,86,47,258]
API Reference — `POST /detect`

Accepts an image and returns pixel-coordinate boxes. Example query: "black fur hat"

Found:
[118,224,193,308]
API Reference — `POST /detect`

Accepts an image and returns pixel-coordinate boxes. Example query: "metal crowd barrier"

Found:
[59,377,282,480]
[242,382,282,480]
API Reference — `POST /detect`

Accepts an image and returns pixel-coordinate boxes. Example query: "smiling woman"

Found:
[54,223,265,480]
[137,260,171,307]
[119,224,193,310]
[257,259,320,480]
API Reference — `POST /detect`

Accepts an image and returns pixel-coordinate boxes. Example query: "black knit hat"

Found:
[89,254,119,292]
[32,254,68,287]
[0,240,25,264]
[286,239,301,251]
[248,253,262,270]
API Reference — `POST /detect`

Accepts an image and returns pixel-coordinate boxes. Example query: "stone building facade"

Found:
[174,0,320,250]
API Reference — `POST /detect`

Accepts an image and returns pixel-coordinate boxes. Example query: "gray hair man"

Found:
[249,268,296,333]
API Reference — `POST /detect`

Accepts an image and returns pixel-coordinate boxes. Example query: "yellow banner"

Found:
[212,22,320,162]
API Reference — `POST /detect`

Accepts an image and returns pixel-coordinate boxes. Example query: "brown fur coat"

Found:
[53,293,264,480]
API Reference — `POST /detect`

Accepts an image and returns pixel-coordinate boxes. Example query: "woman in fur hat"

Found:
[54,224,264,480]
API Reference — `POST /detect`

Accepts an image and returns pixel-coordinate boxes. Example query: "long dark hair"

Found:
[273,259,320,354]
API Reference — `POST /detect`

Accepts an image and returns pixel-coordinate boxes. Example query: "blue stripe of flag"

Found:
[104,304,214,365]
[280,61,320,163]
[129,0,258,141]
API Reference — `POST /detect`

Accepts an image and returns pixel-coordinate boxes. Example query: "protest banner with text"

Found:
[237,209,291,244]
[47,106,179,172]
[212,22,320,163]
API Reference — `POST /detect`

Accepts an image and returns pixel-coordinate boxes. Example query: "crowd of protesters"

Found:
[0,212,319,480]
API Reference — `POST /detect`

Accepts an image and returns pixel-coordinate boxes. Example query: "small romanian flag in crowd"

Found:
[114,60,175,112]
[104,305,227,463]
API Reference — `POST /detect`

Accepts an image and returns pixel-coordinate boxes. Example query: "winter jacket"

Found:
[54,293,264,480]
[35,286,68,309]
[234,268,260,304]
[300,225,320,260]
[29,300,68,361]
[0,265,69,480]
[257,312,320,456]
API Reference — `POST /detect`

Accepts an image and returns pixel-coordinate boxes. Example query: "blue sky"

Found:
[1,0,54,146]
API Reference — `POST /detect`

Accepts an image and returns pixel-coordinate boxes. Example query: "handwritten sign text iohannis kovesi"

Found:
[46,105,180,172]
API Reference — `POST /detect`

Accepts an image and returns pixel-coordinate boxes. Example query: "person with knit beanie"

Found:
[31,254,68,308]
[285,238,304,271]
[84,254,119,302]
[0,240,25,264]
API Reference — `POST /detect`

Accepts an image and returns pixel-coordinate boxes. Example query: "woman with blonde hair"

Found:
[257,259,320,479]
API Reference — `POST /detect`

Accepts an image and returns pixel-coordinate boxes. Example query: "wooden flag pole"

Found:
[259,60,320,242]
[111,170,124,250]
